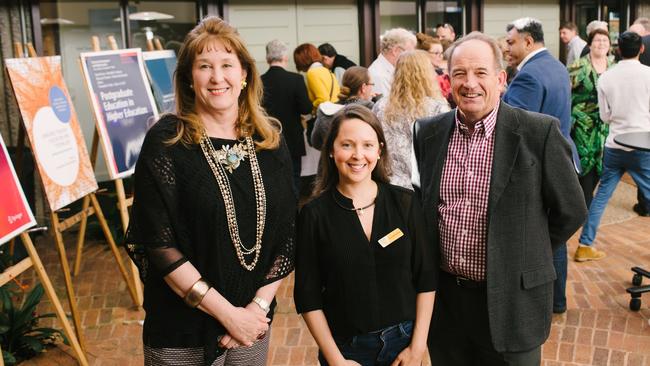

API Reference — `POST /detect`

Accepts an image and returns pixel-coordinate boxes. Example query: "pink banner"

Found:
[0,134,35,245]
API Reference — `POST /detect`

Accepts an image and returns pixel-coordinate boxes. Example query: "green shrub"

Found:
[0,283,67,365]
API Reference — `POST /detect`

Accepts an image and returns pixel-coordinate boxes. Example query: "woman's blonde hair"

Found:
[171,16,280,150]
[382,50,443,124]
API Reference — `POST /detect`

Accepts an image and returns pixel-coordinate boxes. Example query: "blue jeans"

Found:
[579,147,650,245]
[319,321,413,366]
[553,243,568,311]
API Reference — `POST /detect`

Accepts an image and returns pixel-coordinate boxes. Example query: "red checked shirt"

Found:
[438,103,499,281]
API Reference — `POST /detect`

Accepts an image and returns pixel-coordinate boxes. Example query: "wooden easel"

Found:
[146,36,164,52]
[0,231,89,366]
[72,35,145,307]
[7,42,141,353]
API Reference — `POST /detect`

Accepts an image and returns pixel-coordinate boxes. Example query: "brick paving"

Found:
[10,180,650,365]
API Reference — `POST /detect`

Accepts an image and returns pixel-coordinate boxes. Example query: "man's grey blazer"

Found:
[414,102,587,352]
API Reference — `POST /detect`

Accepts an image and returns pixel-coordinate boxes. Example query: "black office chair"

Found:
[627,267,650,311]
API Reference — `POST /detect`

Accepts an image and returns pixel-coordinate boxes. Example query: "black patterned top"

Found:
[125,115,296,363]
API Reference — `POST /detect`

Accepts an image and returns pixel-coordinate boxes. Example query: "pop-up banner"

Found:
[143,50,176,114]
[80,49,159,179]
[5,56,98,211]
[0,133,36,245]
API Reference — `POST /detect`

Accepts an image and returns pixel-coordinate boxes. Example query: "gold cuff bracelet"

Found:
[183,278,211,308]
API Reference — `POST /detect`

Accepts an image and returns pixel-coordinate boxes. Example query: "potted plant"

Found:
[0,283,67,365]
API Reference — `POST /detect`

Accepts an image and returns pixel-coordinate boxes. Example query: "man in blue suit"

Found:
[503,17,579,315]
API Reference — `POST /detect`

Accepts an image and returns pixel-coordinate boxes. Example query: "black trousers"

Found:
[638,188,649,212]
[428,271,541,366]
[579,169,600,209]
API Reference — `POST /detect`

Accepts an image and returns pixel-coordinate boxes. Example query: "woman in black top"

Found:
[125,17,295,365]
[295,104,436,366]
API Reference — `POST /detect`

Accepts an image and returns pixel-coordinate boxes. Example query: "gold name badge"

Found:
[378,228,404,248]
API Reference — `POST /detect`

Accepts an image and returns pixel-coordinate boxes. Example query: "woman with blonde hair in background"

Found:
[373,50,450,189]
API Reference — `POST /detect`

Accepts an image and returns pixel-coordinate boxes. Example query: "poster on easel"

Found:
[0,133,36,245]
[80,49,159,180]
[5,56,99,211]
[143,50,176,114]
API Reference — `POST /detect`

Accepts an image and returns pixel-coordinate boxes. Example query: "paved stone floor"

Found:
[11,180,650,365]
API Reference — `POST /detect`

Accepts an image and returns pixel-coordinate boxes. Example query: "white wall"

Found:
[483,0,561,58]
[228,0,359,74]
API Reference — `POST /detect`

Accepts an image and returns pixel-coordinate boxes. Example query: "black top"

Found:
[124,115,296,363]
[294,183,436,337]
[332,54,357,70]
[261,66,313,157]
[640,35,650,66]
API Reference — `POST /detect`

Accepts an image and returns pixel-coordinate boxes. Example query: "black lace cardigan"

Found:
[125,115,296,363]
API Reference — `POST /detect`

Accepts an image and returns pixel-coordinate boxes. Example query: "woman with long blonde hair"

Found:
[125,16,296,365]
[373,50,450,189]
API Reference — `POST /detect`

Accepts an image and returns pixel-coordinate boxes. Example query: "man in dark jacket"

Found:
[414,32,586,365]
[503,17,580,314]
[261,40,312,194]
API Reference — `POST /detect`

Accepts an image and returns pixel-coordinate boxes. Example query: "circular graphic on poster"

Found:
[32,106,80,186]
[49,86,71,123]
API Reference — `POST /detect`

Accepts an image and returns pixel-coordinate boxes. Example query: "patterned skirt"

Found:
[144,331,270,366]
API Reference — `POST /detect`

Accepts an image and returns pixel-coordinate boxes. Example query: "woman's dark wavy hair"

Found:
[310,104,392,200]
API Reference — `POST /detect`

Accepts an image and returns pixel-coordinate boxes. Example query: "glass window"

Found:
[127,1,198,54]
[603,0,622,42]
[40,0,123,56]
[575,0,599,39]
[380,0,418,34]
[39,0,122,181]
[38,0,197,181]
[425,0,462,38]
[575,0,622,46]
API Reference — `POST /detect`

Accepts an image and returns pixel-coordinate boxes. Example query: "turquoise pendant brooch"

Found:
[213,142,249,173]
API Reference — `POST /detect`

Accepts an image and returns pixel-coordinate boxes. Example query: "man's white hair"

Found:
[633,17,650,32]
[380,28,417,54]
[266,39,288,63]
[511,17,542,31]
[629,24,647,36]
[586,20,608,36]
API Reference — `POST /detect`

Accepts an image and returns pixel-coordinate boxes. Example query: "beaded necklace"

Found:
[199,131,266,271]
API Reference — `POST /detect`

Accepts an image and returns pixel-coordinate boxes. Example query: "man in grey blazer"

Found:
[414,32,587,365]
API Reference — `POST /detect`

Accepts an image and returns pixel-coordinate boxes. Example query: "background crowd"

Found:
[127,13,650,366]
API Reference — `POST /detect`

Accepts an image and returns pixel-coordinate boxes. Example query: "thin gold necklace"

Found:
[331,190,376,216]
[199,130,266,271]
